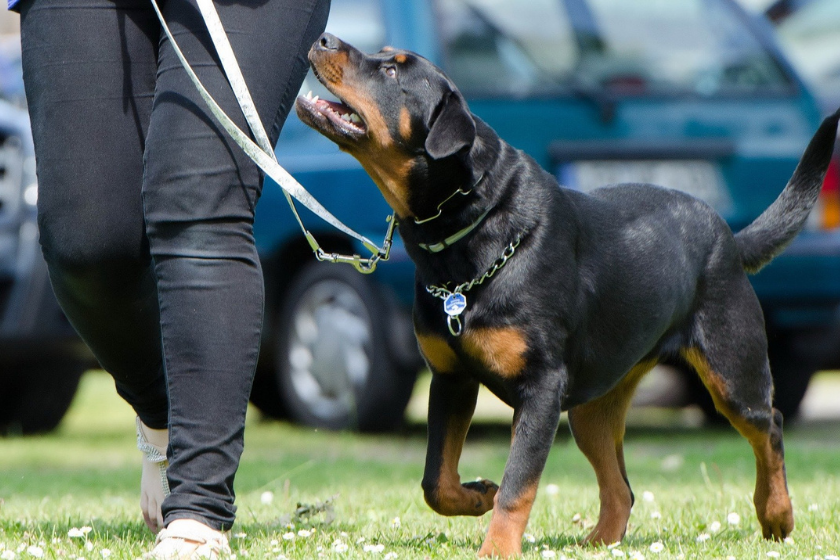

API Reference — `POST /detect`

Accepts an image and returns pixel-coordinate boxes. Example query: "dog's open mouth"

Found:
[296,90,367,139]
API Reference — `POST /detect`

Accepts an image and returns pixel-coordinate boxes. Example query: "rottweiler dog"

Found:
[295,33,840,557]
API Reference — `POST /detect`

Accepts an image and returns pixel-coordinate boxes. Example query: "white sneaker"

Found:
[146,519,232,559]
[136,416,170,533]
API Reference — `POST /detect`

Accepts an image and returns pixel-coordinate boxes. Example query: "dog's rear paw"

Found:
[461,479,498,514]
[760,509,794,541]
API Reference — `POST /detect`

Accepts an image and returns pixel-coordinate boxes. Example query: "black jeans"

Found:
[20,0,329,530]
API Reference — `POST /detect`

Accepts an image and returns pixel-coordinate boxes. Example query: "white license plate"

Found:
[558,160,731,212]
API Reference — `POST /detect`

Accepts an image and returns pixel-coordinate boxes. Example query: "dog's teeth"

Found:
[341,113,351,122]
[306,90,312,99]
[349,113,361,123]
[312,95,319,102]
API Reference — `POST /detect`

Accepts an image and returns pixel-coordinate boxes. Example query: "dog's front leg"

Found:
[422,372,498,516]
[478,374,564,558]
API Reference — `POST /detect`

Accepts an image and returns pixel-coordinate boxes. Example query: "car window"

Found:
[773,0,840,98]
[297,0,386,100]
[434,0,794,97]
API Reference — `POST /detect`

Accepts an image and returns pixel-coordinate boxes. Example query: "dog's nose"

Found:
[316,33,341,51]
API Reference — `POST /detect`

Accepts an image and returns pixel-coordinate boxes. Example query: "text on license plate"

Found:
[557,160,731,213]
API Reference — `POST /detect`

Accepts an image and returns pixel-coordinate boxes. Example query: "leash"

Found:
[150,0,396,274]
[426,232,525,336]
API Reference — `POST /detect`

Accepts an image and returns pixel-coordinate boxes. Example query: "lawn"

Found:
[1,370,839,559]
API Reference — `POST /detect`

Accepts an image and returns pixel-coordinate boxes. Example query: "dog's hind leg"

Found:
[682,276,793,540]
[568,361,656,545]
[421,373,498,517]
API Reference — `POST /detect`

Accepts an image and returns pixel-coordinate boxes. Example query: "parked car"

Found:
[0,96,93,435]
[765,0,840,112]
[251,0,837,428]
[2,0,836,434]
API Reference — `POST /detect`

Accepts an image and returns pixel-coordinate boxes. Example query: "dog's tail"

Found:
[735,109,840,274]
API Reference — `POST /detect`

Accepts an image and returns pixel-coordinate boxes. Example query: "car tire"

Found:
[272,262,417,432]
[0,360,86,435]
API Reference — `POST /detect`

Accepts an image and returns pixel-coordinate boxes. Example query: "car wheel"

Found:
[0,360,86,435]
[273,262,417,432]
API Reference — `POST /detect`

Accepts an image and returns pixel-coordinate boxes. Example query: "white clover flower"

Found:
[260,491,274,505]
[765,552,779,558]
[524,534,536,543]
[572,513,582,523]
[297,529,312,538]
[68,528,86,538]
[26,546,44,558]
[540,551,556,559]
[391,517,401,528]
[825,556,839,560]
[784,537,794,545]
[642,491,655,503]
[363,543,385,553]
[727,512,741,525]
[332,541,348,553]
[650,511,662,520]
[661,455,684,471]
[545,484,560,496]
[611,548,626,557]
[270,540,279,546]
[710,521,721,533]
[356,537,366,544]
[282,532,295,541]
[100,549,111,558]
[384,553,398,560]
[696,533,710,543]
[85,542,93,552]
[0,551,14,560]
[649,542,664,553]
[630,553,645,560]
[809,504,819,512]
[234,533,247,539]
[276,556,288,560]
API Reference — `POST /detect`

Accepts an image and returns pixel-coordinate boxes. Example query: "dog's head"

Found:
[295,33,477,218]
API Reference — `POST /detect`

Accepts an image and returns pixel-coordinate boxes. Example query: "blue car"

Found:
[249,0,837,430]
[1,0,835,433]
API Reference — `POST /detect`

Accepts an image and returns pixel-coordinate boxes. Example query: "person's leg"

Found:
[142,0,330,530]
[20,0,171,532]
[19,0,167,428]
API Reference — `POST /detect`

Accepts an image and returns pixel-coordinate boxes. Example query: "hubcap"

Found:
[285,279,372,423]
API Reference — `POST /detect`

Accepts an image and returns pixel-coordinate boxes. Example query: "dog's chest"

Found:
[415,326,529,380]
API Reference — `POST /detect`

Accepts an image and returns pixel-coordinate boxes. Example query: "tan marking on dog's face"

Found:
[394,53,407,64]
[462,327,527,378]
[416,333,459,374]
[399,106,412,142]
[306,48,418,218]
[352,147,414,218]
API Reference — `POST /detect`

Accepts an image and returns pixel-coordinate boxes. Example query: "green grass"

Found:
[1,371,839,559]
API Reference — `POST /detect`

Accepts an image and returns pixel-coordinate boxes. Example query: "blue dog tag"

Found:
[444,292,467,316]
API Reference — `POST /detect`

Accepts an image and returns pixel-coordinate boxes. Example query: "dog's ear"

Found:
[425,91,476,159]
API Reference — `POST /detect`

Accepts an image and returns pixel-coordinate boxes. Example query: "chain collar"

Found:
[425,231,526,336]
[414,173,486,225]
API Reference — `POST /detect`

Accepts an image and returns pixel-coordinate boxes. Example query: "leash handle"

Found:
[150,0,394,272]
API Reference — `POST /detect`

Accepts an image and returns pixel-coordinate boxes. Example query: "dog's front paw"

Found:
[461,479,498,515]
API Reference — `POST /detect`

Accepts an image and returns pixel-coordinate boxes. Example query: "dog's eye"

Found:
[383,66,397,79]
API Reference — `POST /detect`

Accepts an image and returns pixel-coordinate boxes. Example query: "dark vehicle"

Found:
[2,0,836,433]
[251,0,836,428]
[0,97,92,435]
